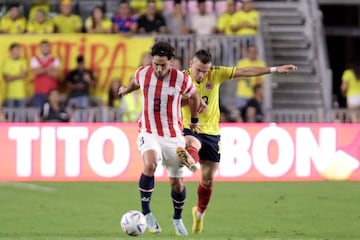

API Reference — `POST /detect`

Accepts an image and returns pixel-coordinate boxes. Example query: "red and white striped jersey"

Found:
[135,65,196,138]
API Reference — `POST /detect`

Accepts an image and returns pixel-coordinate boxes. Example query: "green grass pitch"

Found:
[0,181,359,240]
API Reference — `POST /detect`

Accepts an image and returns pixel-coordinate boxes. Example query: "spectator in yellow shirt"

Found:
[2,43,28,108]
[130,0,163,17]
[236,45,266,111]
[341,62,360,123]
[216,0,237,35]
[231,0,259,36]
[27,9,54,34]
[85,6,112,33]
[53,0,82,33]
[0,4,27,33]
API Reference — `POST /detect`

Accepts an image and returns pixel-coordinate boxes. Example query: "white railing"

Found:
[2,107,360,123]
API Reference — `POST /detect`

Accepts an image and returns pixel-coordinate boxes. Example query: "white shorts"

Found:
[347,94,360,107]
[137,131,186,178]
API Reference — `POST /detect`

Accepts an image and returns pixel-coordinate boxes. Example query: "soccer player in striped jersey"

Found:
[180,49,297,234]
[118,41,202,236]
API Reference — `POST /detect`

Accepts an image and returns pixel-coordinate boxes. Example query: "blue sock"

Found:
[139,173,154,215]
[171,187,186,219]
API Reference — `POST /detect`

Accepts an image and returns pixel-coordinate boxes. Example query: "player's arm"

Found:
[233,64,297,78]
[2,72,27,82]
[187,90,202,132]
[118,77,140,97]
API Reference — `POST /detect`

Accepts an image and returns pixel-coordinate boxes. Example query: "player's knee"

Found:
[202,178,214,188]
[170,181,184,192]
[144,161,157,173]
[186,136,201,150]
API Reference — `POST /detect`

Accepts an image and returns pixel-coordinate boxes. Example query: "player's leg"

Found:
[169,177,188,235]
[192,134,220,234]
[165,137,189,235]
[176,130,202,171]
[192,160,218,234]
[137,133,162,233]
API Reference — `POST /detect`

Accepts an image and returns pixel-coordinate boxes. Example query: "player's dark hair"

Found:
[151,41,175,60]
[9,42,20,50]
[40,39,50,45]
[194,49,212,64]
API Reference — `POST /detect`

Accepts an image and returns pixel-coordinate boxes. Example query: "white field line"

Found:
[0,182,56,193]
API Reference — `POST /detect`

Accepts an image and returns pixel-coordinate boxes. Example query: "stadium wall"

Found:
[0,123,359,182]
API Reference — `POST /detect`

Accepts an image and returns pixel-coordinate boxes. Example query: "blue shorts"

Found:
[183,128,221,162]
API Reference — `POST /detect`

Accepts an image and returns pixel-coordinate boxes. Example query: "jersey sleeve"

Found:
[134,66,145,86]
[181,73,196,98]
[213,66,236,82]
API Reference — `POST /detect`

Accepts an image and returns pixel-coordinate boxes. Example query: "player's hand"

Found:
[197,98,207,113]
[189,122,201,133]
[276,64,298,74]
[118,86,128,97]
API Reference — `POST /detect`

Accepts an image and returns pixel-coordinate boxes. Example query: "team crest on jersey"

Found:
[204,82,213,91]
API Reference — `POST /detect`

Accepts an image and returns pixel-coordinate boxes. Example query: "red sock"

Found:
[186,146,200,163]
[197,183,212,214]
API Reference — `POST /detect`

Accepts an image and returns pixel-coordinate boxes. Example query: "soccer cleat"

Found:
[145,212,161,233]
[176,147,197,172]
[192,206,204,234]
[172,218,188,236]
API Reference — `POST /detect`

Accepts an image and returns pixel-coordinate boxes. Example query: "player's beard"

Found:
[155,70,169,80]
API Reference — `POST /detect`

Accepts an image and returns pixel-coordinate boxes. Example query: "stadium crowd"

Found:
[0,0,266,123]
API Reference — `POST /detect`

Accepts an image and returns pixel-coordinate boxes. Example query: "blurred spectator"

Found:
[111,0,138,37]
[120,88,142,122]
[165,0,190,35]
[216,0,237,35]
[30,40,60,107]
[137,0,167,34]
[172,56,182,70]
[85,6,112,33]
[27,9,54,34]
[130,0,163,17]
[140,51,152,66]
[236,45,266,111]
[40,88,70,122]
[108,79,122,107]
[2,43,28,108]
[66,55,96,109]
[0,4,27,33]
[241,84,264,122]
[341,61,360,123]
[0,109,6,122]
[231,0,259,36]
[28,0,50,20]
[189,0,217,35]
[53,0,82,33]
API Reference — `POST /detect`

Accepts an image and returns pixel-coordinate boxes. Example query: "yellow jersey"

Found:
[2,58,28,99]
[85,17,112,32]
[53,14,82,33]
[27,19,54,33]
[217,12,233,35]
[130,0,163,15]
[182,66,236,135]
[342,69,360,97]
[231,9,259,36]
[236,58,266,98]
[0,15,26,33]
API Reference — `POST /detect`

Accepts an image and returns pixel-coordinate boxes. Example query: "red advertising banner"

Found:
[0,123,359,181]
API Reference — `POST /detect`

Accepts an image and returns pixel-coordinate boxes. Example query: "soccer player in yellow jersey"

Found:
[180,49,297,234]
[53,0,82,33]
[236,45,266,112]
[0,4,26,33]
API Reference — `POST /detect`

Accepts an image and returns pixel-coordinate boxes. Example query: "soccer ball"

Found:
[120,210,147,236]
